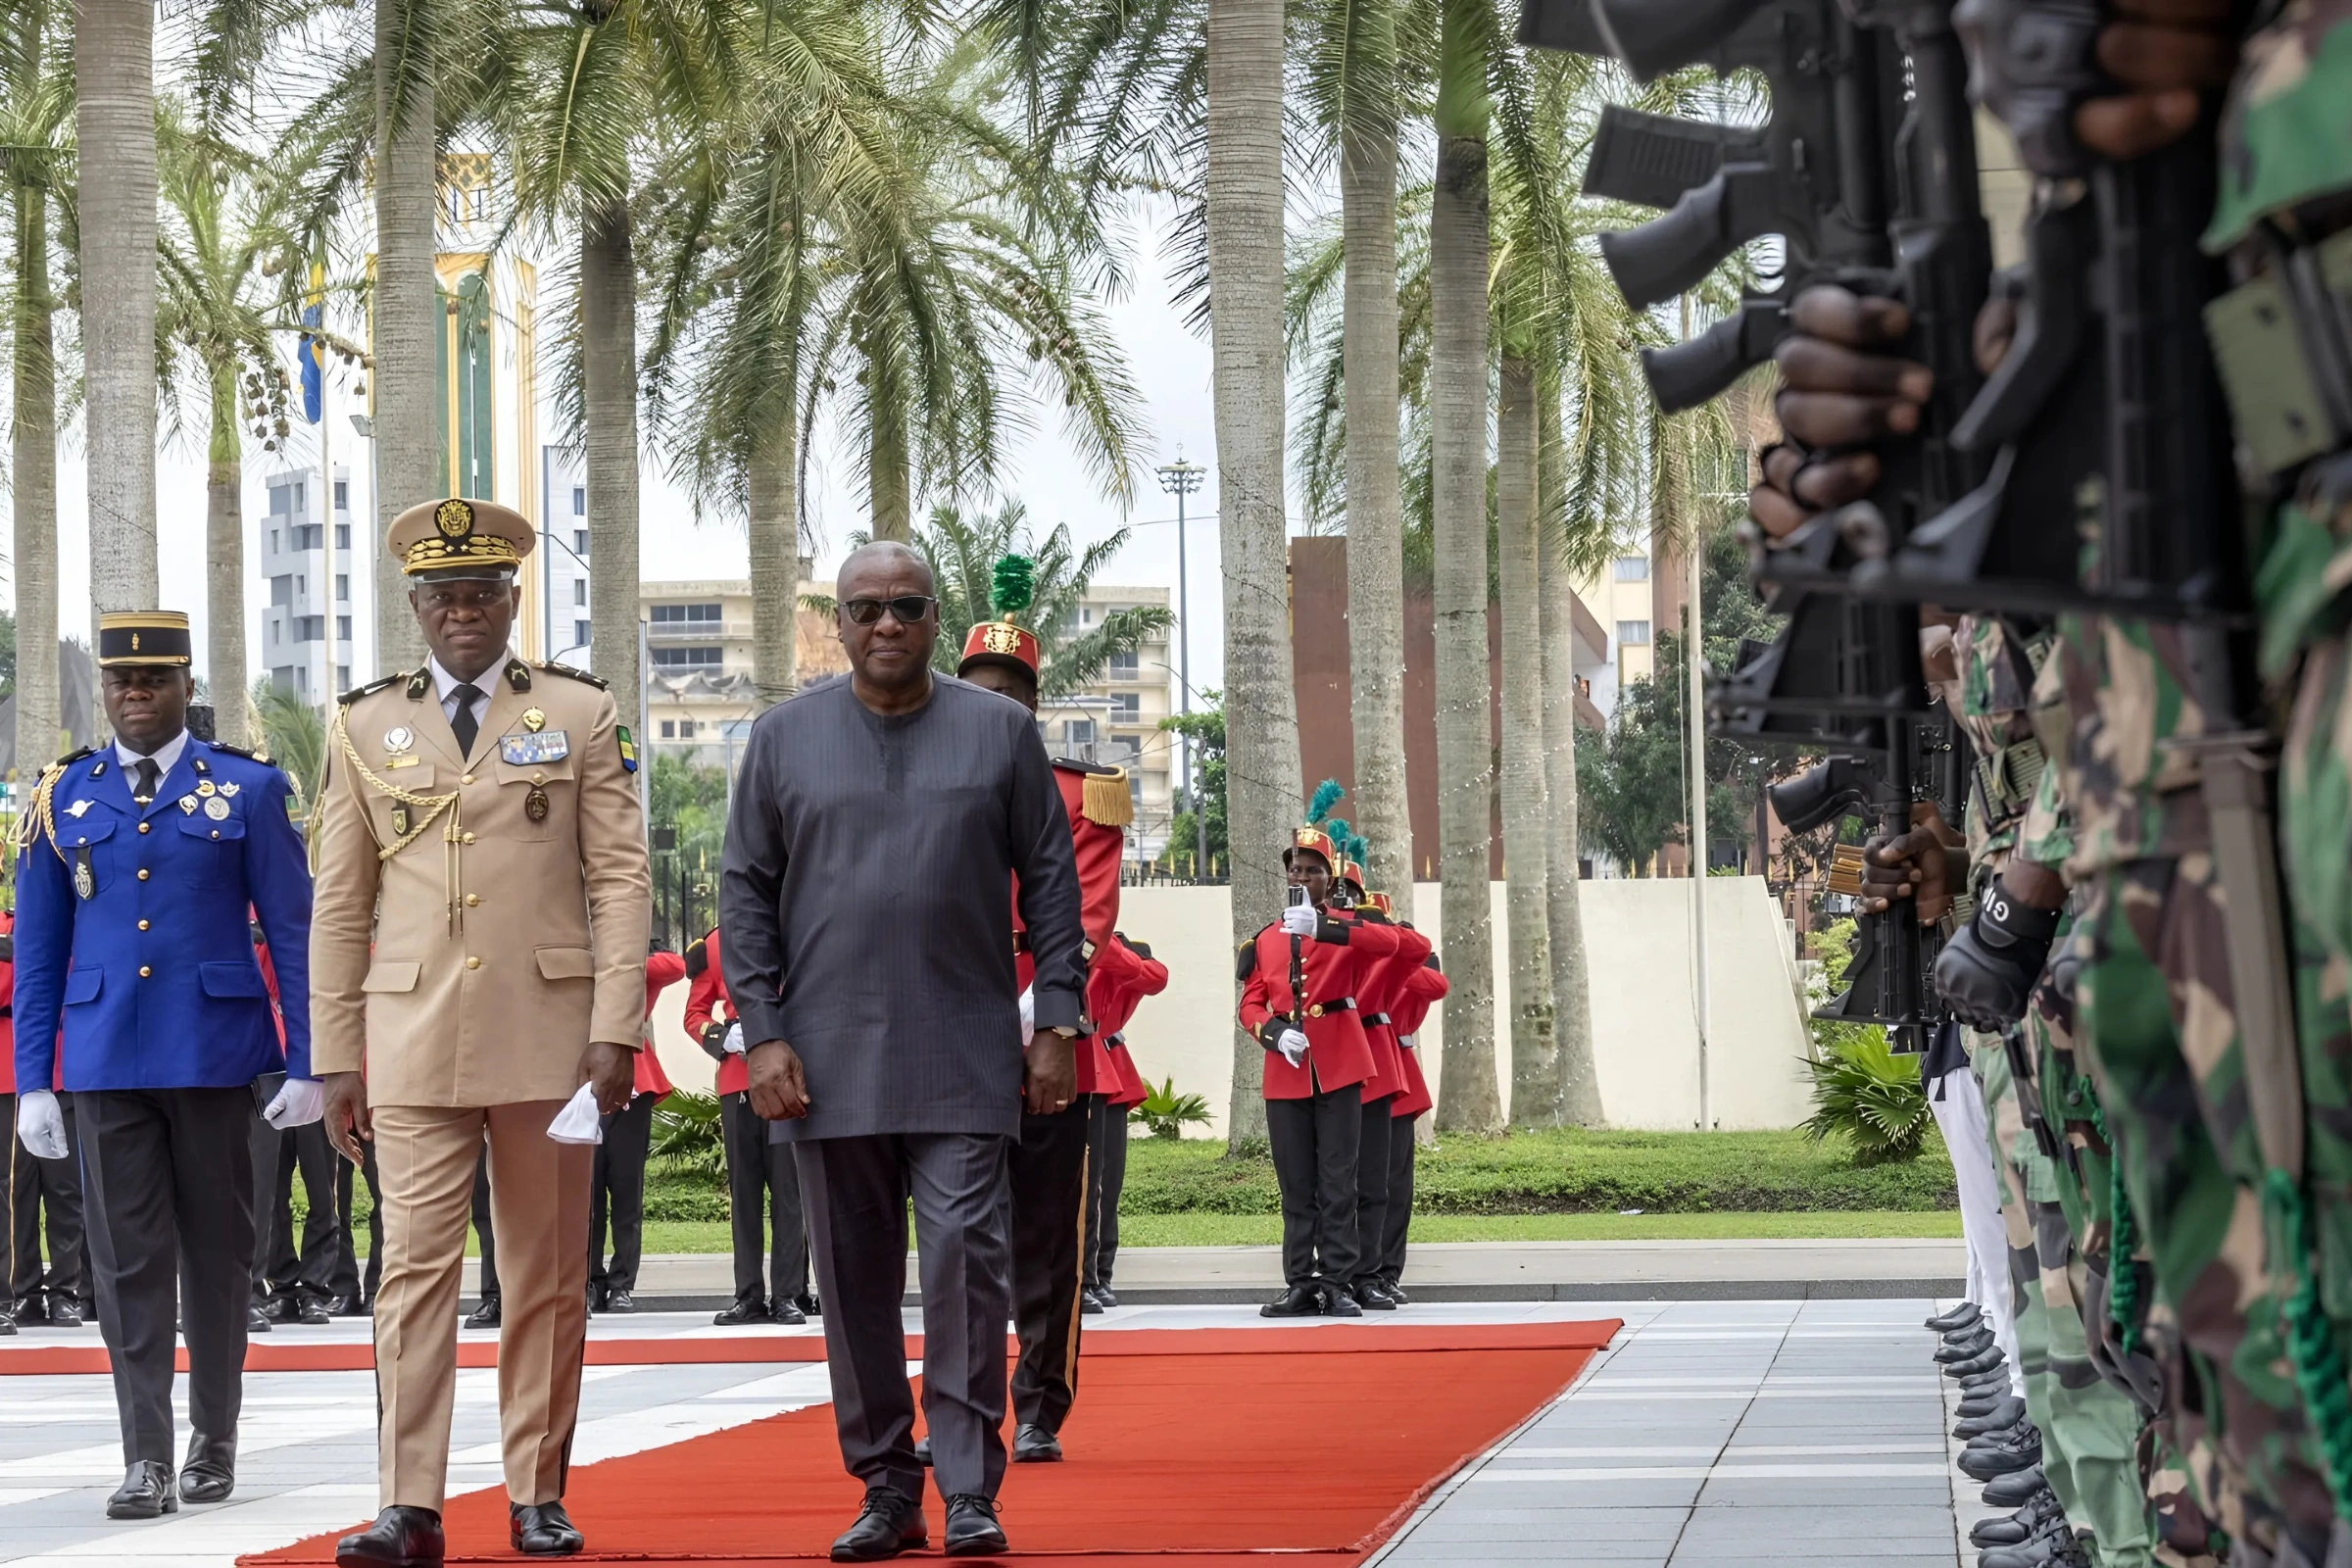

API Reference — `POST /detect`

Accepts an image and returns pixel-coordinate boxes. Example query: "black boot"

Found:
[335,1505,446,1568]
[1981,1464,2047,1508]
[943,1494,1007,1556]
[179,1432,237,1503]
[106,1461,177,1520]
[1960,1422,2044,1481]
[510,1500,585,1555]
[1971,1490,2062,1548]
[1954,1395,2028,1439]
[829,1488,927,1562]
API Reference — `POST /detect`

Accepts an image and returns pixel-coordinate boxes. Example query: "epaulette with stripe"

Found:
[537,660,608,690]
[684,937,709,979]
[206,740,275,765]
[340,672,403,706]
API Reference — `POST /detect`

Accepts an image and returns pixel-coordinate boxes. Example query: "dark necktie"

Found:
[449,684,483,758]
[132,759,160,807]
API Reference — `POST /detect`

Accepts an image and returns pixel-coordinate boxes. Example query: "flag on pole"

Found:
[299,262,326,423]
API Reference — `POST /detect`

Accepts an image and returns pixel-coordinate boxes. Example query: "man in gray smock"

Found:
[718,541,1086,1563]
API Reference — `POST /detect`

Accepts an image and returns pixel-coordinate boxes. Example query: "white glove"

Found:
[1018,987,1036,1037]
[722,1021,746,1055]
[1276,1028,1308,1068]
[546,1084,605,1145]
[16,1089,67,1161]
[264,1076,326,1130]
[1280,903,1318,937]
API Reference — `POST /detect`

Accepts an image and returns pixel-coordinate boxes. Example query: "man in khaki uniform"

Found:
[313,498,651,1568]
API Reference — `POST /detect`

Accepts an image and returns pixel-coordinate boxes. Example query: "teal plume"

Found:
[990,555,1036,618]
[1306,779,1345,825]
[1325,816,1351,847]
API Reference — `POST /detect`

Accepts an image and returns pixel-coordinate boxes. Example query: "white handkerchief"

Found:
[547,1084,605,1145]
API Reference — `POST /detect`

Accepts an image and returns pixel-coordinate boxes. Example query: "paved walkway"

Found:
[0,1298,1989,1566]
[597,1238,1970,1305]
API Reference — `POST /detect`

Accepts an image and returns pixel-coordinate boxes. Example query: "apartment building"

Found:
[259,466,357,699]
[539,449,595,662]
[638,577,844,768]
[1033,585,1177,862]
[1569,545,1658,721]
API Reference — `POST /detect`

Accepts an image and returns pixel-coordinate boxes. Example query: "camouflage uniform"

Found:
[2054,613,2337,1557]
[1956,615,2158,1567]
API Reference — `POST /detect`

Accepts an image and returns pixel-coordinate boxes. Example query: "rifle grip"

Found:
[1599,172,1738,310]
[1642,304,1783,412]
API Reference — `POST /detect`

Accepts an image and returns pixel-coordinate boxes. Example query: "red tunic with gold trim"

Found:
[683,928,744,1096]
[1385,957,1447,1119]
[1089,934,1166,1106]
[636,949,685,1099]
[1014,758,1130,1096]
[1340,909,1433,1104]
[1236,911,1403,1100]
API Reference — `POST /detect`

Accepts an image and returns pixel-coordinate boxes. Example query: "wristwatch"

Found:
[1049,1025,1080,1039]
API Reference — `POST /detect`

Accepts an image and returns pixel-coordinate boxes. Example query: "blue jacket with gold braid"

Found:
[12,740,313,1090]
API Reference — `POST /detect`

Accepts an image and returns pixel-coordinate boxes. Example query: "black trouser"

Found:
[263,1122,340,1303]
[722,1090,807,1306]
[330,1133,382,1305]
[1082,1097,1129,1291]
[472,1146,500,1305]
[75,1087,257,1466]
[589,1093,657,1297]
[1265,1084,1362,1290]
[1008,1098,1090,1433]
[6,1091,89,1313]
[1354,1093,1393,1290]
[1380,1112,1417,1285]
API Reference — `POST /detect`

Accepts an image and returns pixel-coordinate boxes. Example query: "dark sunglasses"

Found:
[841,595,937,626]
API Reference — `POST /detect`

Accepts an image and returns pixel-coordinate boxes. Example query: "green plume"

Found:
[1307,779,1344,825]
[990,555,1036,618]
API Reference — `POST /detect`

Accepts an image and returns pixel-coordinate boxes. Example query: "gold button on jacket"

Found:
[308,661,652,1107]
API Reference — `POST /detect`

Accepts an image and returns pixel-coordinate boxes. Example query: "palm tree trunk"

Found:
[581,203,642,746]
[76,0,159,616]
[747,423,800,710]
[372,0,437,675]
[1496,352,1554,1126]
[1206,0,1300,1148]
[1340,10,1409,900]
[1429,5,1498,1135]
[1539,384,1601,1123]
[206,368,249,748]
[866,360,911,542]
[12,166,58,768]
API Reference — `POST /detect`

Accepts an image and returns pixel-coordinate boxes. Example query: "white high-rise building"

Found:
[259,466,356,700]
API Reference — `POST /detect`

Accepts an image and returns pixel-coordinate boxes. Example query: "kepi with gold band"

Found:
[96,610,194,667]
[386,496,536,580]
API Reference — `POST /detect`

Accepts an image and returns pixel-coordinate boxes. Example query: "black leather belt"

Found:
[1300,997,1356,1019]
[1362,1012,1391,1027]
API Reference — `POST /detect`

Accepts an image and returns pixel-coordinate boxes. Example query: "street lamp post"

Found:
[1156,457,1206,879]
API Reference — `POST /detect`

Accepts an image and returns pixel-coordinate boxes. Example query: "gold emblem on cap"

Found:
[130,633,140,652]
[982,622,1022,656]
[434,498,475,539]
[521,708,546,733]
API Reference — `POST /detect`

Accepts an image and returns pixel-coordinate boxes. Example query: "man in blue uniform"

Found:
[11,611,318,1519]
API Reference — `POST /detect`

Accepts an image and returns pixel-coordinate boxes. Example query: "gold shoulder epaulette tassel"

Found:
[1081,768,1134,829]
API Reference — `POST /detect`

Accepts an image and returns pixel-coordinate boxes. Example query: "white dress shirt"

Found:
[115,727,191,795]
[427,656,499,734]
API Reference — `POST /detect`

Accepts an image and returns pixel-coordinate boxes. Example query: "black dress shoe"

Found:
[465,1298,501,1329]
[1945,1347,2006,1379]
[943,1494,1006,1556]
[712,1298,768,1327]
[1321,1286,1363,1318]
[772,1299,807,1325]
[1261,1285,1322,1318]
[320,1295,360,1316]
[298,1297,332,1326]
[1981,1463,2047,1507]
[1351,1282,1397,1311]
[1013,1421,1063,1462]
[48,1299,82,1328]
[179,1432,237,1503]
[913,1435,933,1467]
[336,1504,445,1567]
[0,1310,14,1337]
[106,1460,177,1519]
[1079,1287,1104,1315]
[1927,1301,1983,1333]
[1094,1285,1119,1308]
[603,1289,635,1314]
[248,1302,273,1334]
[797,1293,822,1318]
[511,1500,585,1555]
[1954,1395,2027,1438]
[1936,1331,1995,1362]
[830,1487,927,1562]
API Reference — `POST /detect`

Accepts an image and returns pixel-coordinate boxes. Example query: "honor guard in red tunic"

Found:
[955,555,1131,1462]
[684,926,809,1325]
[1236,786,1403,1317]
[1331,866,1431,1311]
[1081,933,1165,1310]
[1374,906,1446,1299]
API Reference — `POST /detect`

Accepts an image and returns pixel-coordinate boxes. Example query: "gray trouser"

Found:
[794,1132,1012,1503]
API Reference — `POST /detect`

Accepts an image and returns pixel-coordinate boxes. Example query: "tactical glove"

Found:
[1935,885,2060,1030]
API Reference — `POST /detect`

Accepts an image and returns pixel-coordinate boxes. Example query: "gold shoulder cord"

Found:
[14,763,63,859]
[328,701,469,931]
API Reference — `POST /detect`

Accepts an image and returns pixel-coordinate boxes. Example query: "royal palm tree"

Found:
[371,0,441,675]
[76,0,159,621]
[1537,378,1600,1123]
[1495,316,1555,1125]
[3,0,66,769]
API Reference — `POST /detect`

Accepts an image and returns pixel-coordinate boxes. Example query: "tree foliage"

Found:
[1158,698,1227,875]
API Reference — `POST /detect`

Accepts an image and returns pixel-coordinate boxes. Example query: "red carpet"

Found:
[241,1319,1615,1564]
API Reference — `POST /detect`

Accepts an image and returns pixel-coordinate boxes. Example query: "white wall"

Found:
[642,875,1814,1136]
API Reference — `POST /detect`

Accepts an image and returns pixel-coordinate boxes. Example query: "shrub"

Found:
[1801,1033,1934,1165]
[1136,1077,1212,1140]
[652,1090,726,1184]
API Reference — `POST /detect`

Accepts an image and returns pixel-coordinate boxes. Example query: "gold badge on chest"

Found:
[521,707,546,733]
[525,785,551,822]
